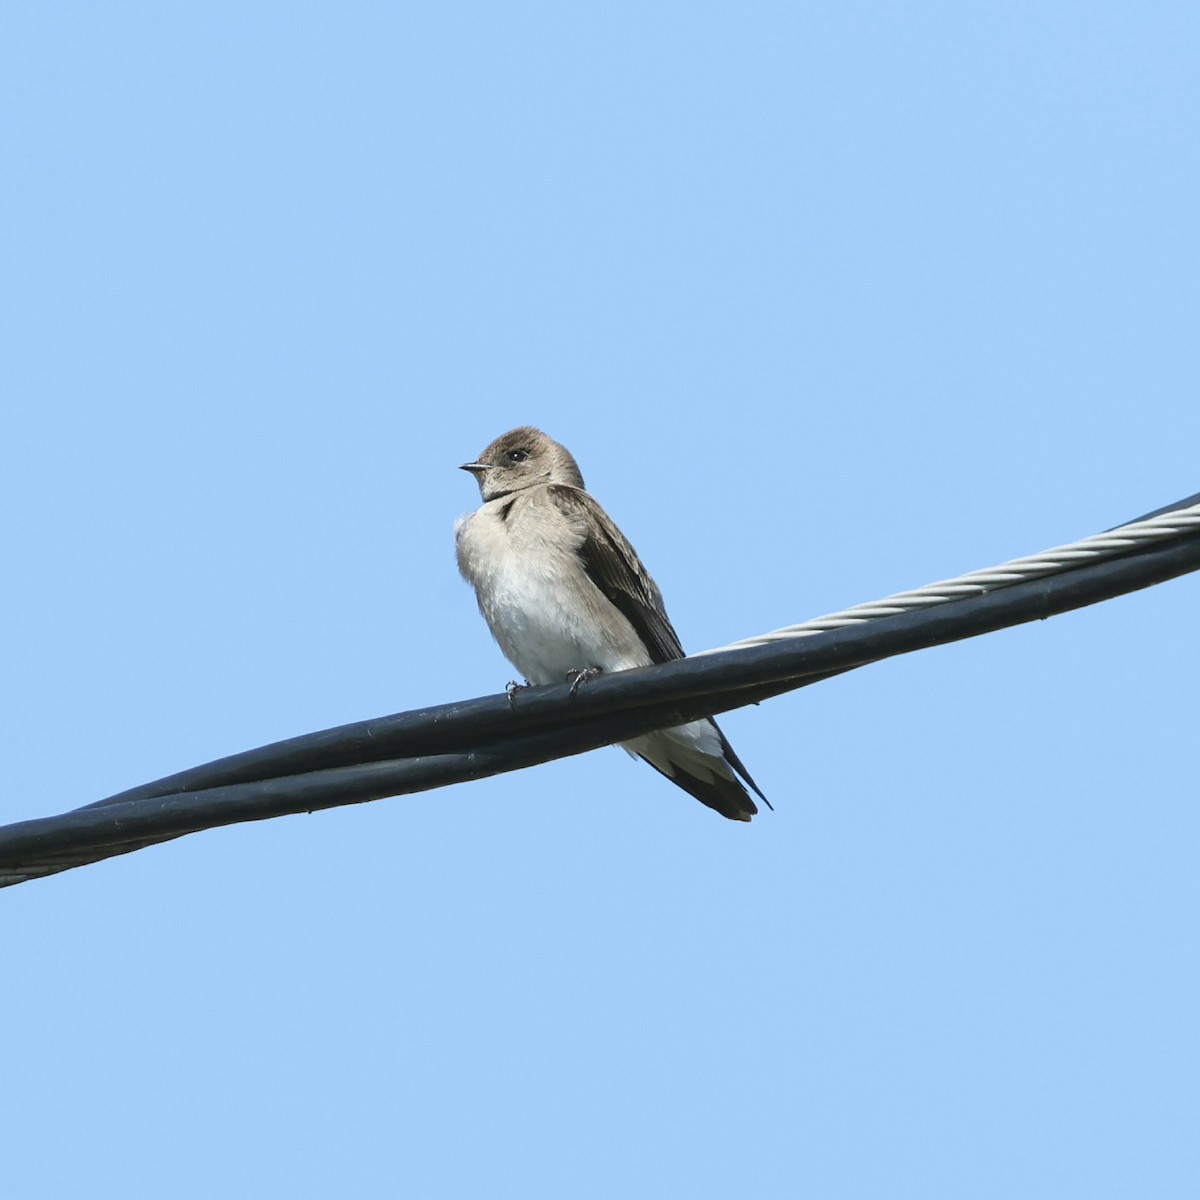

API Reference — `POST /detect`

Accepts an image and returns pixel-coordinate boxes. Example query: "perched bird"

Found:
[455,426,768,822]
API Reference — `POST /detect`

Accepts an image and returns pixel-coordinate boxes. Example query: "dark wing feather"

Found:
[545,485,772,818]
[546,485,685,664]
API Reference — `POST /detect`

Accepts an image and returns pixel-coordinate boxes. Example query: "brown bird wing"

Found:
[546,484,770,818]
[546,485,685,664]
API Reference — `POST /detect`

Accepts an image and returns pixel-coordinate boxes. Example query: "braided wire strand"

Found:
[704,502,1200,652]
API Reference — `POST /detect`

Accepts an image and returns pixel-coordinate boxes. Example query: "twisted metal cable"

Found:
[704,500,1200,652]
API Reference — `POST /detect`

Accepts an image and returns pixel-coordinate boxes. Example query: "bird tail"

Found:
[622,717,768,822]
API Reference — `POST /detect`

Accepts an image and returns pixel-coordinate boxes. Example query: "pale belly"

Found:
[479,553,649,685]
[457,508,651,686]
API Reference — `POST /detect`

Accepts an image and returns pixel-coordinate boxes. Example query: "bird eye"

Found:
[507,449,529,463]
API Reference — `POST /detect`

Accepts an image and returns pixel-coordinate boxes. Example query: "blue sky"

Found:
[3,3,1198,1196]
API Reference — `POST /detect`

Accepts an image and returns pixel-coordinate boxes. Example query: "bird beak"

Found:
[460,461,487,475]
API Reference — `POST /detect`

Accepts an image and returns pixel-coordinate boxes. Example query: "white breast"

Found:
[456,495,650,686]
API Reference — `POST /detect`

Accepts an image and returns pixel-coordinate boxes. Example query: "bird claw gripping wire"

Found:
[566,666,603,697]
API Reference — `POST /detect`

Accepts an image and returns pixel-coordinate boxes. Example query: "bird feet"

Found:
[566,666,603,697]
[506,679,531,708]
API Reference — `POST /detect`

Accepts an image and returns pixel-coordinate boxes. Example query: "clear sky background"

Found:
[3,3,1198,1197]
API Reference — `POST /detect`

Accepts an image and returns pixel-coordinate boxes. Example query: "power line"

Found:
[2,492,1197,888]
